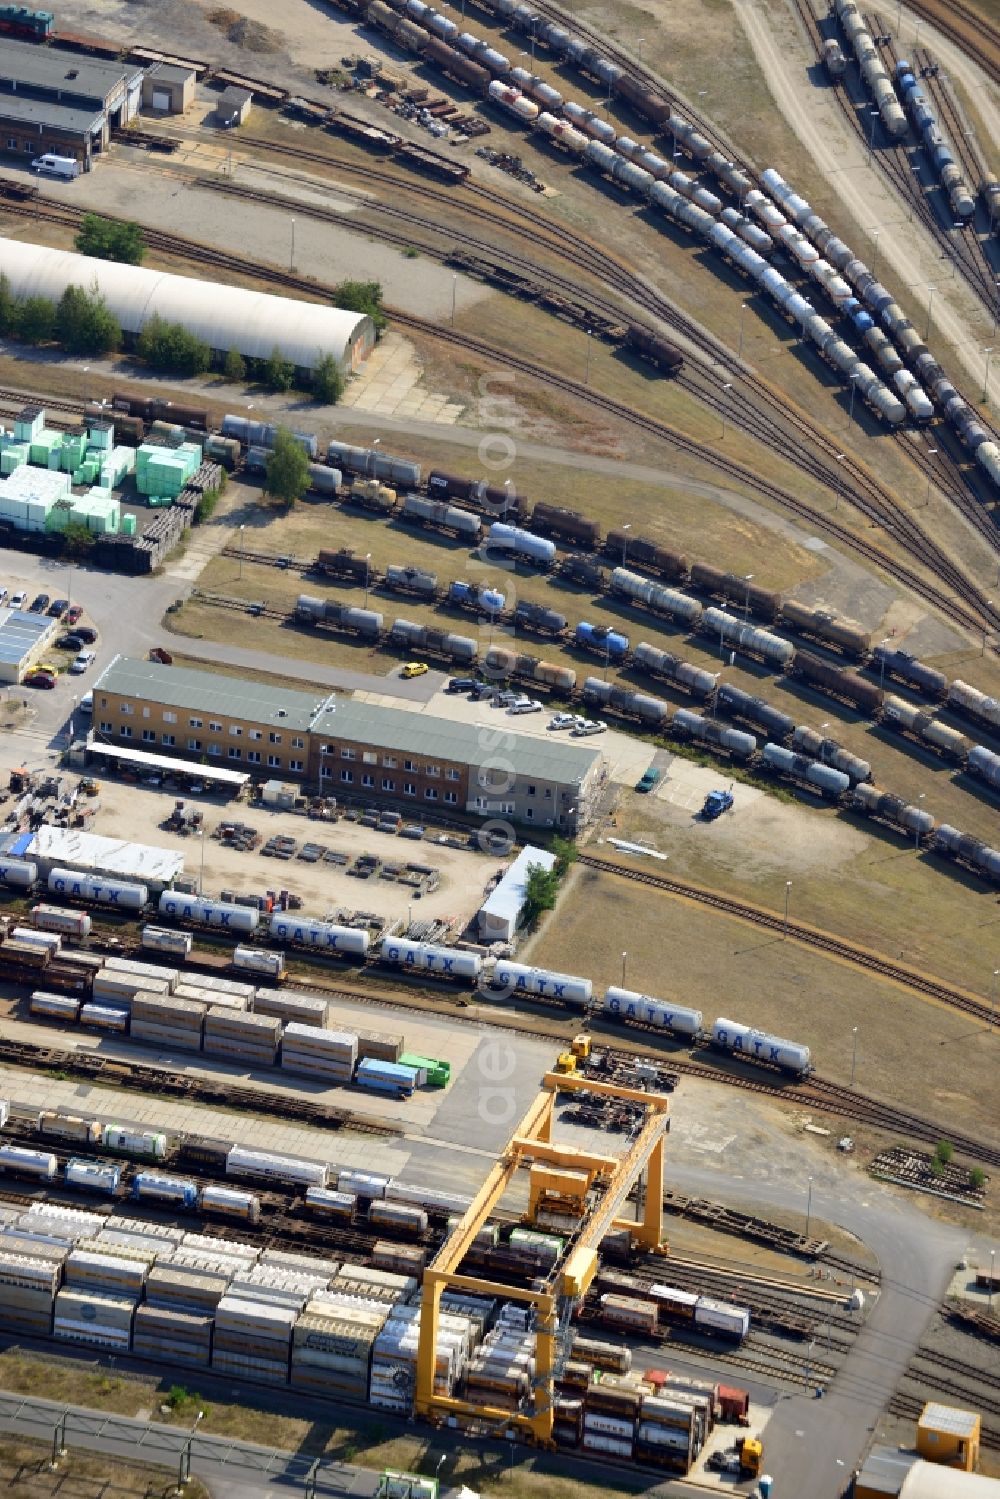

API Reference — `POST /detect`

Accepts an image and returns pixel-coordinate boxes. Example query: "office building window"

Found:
[189,717,202,729]
[291,737,305,749]
[403,781,416,796]
[120,725,132,739]
[162,734,175,747]
[381,777,395,792]
[267,754,281,768]
[247,751,261,765]
[163,712,177,724]
[141,729,156,743]
[362,773,374,788]
[444,791,457,805]
[187,738,202,752]
[341,769,354,784]
[290,759,304,773]
[425,788,438,801]
[228,747,242,760]
[269,732,282,745]
[208,744,221,757]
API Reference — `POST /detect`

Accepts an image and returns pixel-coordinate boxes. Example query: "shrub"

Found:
[264,428,310,505]
[312,352,344,405]
[969,1167,985,1191]
[222,347,247,382]
[55,284,121,356]
[332,279,387,335]
[136,315,211,376]
[17,296,56,344]
[75,213,145,265]
[934,1140,954,1167]
[264,345,294,392]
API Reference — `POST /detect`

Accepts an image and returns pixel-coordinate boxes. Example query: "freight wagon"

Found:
[710,1017,812,1078]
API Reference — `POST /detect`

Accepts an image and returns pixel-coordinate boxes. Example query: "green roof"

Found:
[94,656,334,732]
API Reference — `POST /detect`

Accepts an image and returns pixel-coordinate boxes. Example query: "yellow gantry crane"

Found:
[416,1062,671,1447]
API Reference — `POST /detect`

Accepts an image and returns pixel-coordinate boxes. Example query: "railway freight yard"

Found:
[0,0,997,1494]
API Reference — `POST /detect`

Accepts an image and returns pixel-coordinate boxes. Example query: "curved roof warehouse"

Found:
[0,237,376,373]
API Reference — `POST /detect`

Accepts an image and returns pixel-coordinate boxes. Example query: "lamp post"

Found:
[636,35,644,63]
[290,218,295,272]
[742,572,753,619]
[621,950,627,986]
[368,436,381,481]
[991,969,998,1031]
[721,381,733,438]
[738,301,748,360]
[805,1174,814,1238]
[914,793,925,851]
[851,1025,859,1086]
[620,523,632,566]
[176,1409,204,1492]
[834,451,846,510]
[451,274,458,329]
[783,879,792,938]
[238,523,245,580]
[923,450,937,507]
[925,285,936,341]
[364,552,372,608]
[867,113,879,170]
[195,829,206,898]
[990,1249,996,1311]
[983,601,993,656]
[983,347,994,404]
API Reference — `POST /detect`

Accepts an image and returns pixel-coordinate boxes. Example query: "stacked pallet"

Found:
[203,1005,281,1067]
[252,989,328,1028]
[280,1023,357,1083]
[212,1295,297,1385]
[130,990,205,1051]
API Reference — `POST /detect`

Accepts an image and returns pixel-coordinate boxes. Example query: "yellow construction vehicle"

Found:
[571,1033,591,1059]
[738,1436,764,1478]
[554,1052,577,1074]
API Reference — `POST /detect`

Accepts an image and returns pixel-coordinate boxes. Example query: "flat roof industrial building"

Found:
[0,605,58,684]
[0,38,143,169]
[91,658,607,832]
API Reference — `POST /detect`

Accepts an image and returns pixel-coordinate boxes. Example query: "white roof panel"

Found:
[479,845,557,926]
[26,824,183,883]
[0,238,373,372]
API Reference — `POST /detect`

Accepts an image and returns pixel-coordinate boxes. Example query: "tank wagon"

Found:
[610,567,703,628]
[948,680,1000,733]
[402,495,482,539]
[385,565,439,600]
[700,609,795,669]
[575,622,629,662]
[791,726,870,784]
[389,619,478,663]
[872,646,947,700]
[760,744,850,799]
[513,600,567,636]
[490,961,593,1007]
[822,38,846,78]
[632,643,718,700]
[851,784,936,841]
[313,549,375,583]
[932,825,1000,881]
[711,1017,812,1077]
[486,523,557,567]
[531,503,602,549]
[716,684,794,742]
[449,580,506,617]
[606,531,687,581]
[833,0,906,140]
[881,695,970,762]
[788,651,884,715]
[779,601,870,659]
[894,62,975,220]
[158,893,259,933]
[269,915,370,955]
[379,937,482,984]
[968,745,1000,793]
[602,987,703,1038]
[671,709,756,761]
[623,326,685,374]
[688,564,780,622]
[582,678,669,726]
[427,470,528,519]
[326,440,421,489]
[294,596,385,642]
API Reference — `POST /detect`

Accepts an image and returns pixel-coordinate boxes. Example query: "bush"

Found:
[222,347,247,382]
[0,273,17,336]
[332,279,387,335]
[264,345,294,392]
[969,1167,986,1191]
[934,1140,954,1166]
[312,352,344,405]
[264,428,310,505]
[136,315,211,376]
[75,213,145,265]
[56,284,121,357]
[552,835,578,878]
[62,522,96,557]
[17,296,56,344]
[522,862,561,929]
[194,484,222,525]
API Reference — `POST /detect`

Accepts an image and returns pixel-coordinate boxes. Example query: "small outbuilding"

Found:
[216,86,252,128]
[916,1403,981,1472]
[477,845,557,943]
[142,63,196,115]
[0,606,59,685]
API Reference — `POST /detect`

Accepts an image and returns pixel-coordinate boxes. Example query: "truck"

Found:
[701,786,734,820]
[706,1435,763,1478]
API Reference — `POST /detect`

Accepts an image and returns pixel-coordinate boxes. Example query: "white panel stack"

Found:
[212,1296,296,1385]
[64,1247,151,1297]
[174,976,255,1010]
[133,1302,213,1368]
[0,1247,61,1334]
[291,1303,388,1400]
[203,1005,281,1068]
[54,1287,136,1350]
[252,989,329,1028]
[280,1024,358,1083]
[92,972,170,1013]
[105,957,180,988]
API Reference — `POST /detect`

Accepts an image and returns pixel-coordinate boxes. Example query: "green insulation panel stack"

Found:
[86,423,113,452]
[121,512,137,537]
[0,444,29,476]
[61,434,87,472]
[29,430,61,465]
[13,410,43,443]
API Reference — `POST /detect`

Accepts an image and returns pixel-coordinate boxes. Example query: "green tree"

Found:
[522,862,561,928]
[551,835,578,878]
[969,1167,986,1191]
[61,522,96,558]
[136,315,210,376]
[0,273,17,336]
[332,279,387,336]
[312,352,344,405]
[17,296,56,344]
[264,428,310,506]
[934,1140,954,1167]
[222,347,247,383]
[55,284,121,356]
[75,213,145,265]
[264,346,294,393]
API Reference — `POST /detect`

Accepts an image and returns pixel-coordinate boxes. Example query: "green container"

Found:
[121,512,136,537]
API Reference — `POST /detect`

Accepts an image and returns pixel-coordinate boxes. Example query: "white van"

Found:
[31,154,80,180]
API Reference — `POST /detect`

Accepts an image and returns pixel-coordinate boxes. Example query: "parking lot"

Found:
[73,775,501,931]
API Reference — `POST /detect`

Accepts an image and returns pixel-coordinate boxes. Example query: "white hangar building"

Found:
[0,237,376,374]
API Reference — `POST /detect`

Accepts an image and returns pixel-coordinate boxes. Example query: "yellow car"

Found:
[34,660,61,676]
[401,662,429,679]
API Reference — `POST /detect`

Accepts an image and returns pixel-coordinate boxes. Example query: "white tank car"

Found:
[602,987,703,1038]
[379,938,481,982]
[491,962,592,1007]
[711,1016,812,1076]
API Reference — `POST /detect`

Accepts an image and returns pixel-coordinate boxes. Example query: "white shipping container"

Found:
[581,1434,633,1458]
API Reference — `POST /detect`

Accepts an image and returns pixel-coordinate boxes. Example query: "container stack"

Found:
[0,1240,63,1335]
[291,1302,388,1400]
[144,1263,231,1316]
[355,1058,419,1097]
[53,1287,136,1351]
[133,1301,214,1369]
[203,1005,281,1068]
[63,1245,151,1299]
[598,1293,659,1335]
[212,1295,296,1385]
[327,1264,418,1307]
[372,1241,427,1277]
[354,1029,404,1064]
[281,1023,358,1084]
[104,957,180,989]
[370,1303,476,1413]
[130,991,205,1052]
[464,1318,535,1410]
[571,1336,632,1374]
[509,1228,565,1269]
[92,966,173,1017]
[175,975,255,1011]
[635,1391,702,1470]
[582,1374,641,1461]
[252,989,329,1028]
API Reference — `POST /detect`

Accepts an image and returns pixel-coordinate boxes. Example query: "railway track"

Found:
[576,853,999,1026]
[8,189,992,645]
[908,1346,1000,1414]
[901,0,1000,86]
[891,1391,1000,1447]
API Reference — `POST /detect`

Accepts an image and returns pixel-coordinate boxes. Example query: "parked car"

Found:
[64,605,83,626]
[47,598,69,618]
[549,713,581,731]
[10,591,28,610]
[571,719,607,737]
[79,692,93,715]
[469,682,495,701]
[508,698,543,714]
[70,651,97,674]
[401,662,428,679]
[34,660,61,676]
[496,689,521,706]
[447,677,478,694]
[71,626,97,645]
[636,768,662,793]
[29,593,49,613]
[57,634,85,651]
[23,669,56,689]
